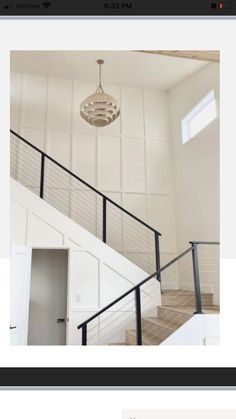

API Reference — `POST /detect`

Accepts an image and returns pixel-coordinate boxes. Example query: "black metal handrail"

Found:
[189,241,219,245]
[77,241,219,345]
[10,129,161,236]
[189,240,219,314]
[10,129,162,277]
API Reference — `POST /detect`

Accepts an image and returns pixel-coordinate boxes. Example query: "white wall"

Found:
[10,71,177,283]
[169,63,219,249]
[160,314,220,346]
[11,179,161,344]
[168,63,220,302]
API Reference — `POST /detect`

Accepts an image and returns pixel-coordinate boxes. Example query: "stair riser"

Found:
[157,306,192,327]
[125,334,139,345]
[125,331,161,345]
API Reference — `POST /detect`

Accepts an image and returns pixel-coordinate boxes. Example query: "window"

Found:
[181,90,217,144]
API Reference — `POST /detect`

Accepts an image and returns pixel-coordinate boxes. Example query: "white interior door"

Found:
[10,245,32,345]
[28,249,68,345]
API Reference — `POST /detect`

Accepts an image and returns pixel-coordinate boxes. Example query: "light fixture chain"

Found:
[99,61,101,86]
[97,60,104,93]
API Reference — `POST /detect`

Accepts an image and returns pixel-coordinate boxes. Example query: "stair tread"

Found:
[160,305,220,314]
[162,289,213,296]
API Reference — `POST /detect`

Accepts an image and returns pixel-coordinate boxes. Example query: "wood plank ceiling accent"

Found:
[137,50,220,63]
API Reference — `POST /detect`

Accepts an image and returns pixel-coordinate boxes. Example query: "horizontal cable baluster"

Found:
[87,283,156,338]
[44,188,98,214]
[87,287,154,338]
[88,284,157,344]
[10,130,220,346]
[11,129,161,233]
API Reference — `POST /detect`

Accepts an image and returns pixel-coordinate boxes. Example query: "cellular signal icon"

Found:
[3,2,14,8]
[42,1,51,8]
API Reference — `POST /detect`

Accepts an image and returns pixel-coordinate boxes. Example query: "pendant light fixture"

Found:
[80,59,120,128]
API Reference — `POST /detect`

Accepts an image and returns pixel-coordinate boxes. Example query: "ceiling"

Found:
[10,50,210,91]
[138,50,220,63]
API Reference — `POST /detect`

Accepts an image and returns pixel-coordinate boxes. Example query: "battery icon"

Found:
[219,2,232,8]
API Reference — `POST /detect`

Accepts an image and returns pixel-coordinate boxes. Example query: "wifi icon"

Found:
[42,1,51,8]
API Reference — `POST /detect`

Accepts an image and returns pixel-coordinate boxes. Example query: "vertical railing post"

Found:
[155,231,161,283]
[81,324,87,345]
[135,287,142,345]
[40,153,45,199]
[103,196,107,243]
[190,242,203,314]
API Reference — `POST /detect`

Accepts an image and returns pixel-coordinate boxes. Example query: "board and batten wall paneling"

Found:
[21,127,45,151]
[148,195,174,252]
[21,74,47,129]
[10,72,22,127]
[47,77,73,132]
[123,138,146,192]
[121,86,144,138]
[70,251,99,308]
[98,136,121,191]
[47,130,72,168]
[11,179,161,344]
[123,193,149,253]
[11,201,28,245]
[30,213,64,246]
[144,89,169,140]
[73,133,97,185]
[105,192,123,252]
[10,71,177,280]
[146,140,170,194]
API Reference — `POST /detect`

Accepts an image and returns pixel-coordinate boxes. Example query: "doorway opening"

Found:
[28,249,68,345]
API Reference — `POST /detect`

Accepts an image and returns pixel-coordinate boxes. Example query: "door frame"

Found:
[10,244,32,345]
[30,245,70,345]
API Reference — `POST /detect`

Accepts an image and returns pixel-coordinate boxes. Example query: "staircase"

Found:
[111,290,219,345]
[10,129,220,346]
